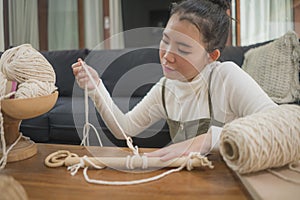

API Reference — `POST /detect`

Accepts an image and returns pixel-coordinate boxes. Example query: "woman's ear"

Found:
[209,49,220,61]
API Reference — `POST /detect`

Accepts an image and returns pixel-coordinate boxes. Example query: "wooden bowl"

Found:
[1,91,58,120]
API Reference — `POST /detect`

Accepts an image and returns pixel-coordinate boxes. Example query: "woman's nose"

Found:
[163,49,175,63]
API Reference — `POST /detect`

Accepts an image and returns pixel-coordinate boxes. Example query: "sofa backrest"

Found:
[0,40,273,99]
[86,47,162,98]
[41,49,89,97]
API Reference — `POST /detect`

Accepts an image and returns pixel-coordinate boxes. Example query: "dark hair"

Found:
[171,0,231,52]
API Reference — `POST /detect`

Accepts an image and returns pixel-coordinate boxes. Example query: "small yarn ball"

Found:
[0,175,28,200]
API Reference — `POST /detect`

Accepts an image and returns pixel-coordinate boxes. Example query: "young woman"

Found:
[72,0,277,161]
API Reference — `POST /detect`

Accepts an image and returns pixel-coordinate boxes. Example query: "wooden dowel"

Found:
[64,156,208,169]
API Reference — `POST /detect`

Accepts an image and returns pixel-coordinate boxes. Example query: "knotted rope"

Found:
[80,60,139,155]
[44,150,214,186]
[220,104,300,184]
[43,60,214,185]
[78,152,212,186]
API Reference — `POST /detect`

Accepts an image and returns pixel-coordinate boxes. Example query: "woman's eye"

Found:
[178,49,191,55]
[161,39,169,45]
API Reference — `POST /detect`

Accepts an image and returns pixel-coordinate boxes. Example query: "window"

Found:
[232,0,296,46]
[1,0,299,51]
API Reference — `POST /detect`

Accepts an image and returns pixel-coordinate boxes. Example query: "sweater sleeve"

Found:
[209,62,278,152]
[212,62,277,118]
[88,79,165,139]
[209,126,223,153]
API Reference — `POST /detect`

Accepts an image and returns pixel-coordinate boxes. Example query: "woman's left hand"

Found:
[145,133,212,161]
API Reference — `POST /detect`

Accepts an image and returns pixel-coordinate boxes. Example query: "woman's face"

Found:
[159,14,210,82]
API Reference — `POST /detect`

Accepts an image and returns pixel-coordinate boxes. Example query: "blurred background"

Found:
[0,0,298,51]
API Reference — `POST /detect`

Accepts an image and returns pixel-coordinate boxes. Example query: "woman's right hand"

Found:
[72,58,100,90]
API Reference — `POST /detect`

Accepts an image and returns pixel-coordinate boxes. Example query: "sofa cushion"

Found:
[242,31,300,104]
[219,40,272,67]
[41,49,89,97]
[20,113,50,142]
[48,97,87,144]
[46,95,170,147]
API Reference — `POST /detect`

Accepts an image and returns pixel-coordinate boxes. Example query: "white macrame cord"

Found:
[68,60,214,185]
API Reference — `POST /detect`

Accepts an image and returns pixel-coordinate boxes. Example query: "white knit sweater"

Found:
[89,61,277,151]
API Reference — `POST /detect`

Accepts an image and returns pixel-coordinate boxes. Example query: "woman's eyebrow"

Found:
[163,32,192,48]
[176,41,192,48]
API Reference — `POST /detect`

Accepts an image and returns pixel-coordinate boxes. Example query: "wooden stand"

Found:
[0,113,37,162]
[0,91,58,162]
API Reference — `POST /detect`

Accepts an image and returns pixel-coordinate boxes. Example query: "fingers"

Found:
[145,138,201,161]
[72,58,87,88]
[145,148,187,162]
[72,58,89,74]
[145,148,168,158]
[160,152,180,162]
[145,146,178,162]
[72,59,82,76]
[71,59,100,90]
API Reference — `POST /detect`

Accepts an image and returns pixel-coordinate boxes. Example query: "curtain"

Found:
[84,0,104,50]
[8,0,39,49]
[0,0,4,51]
[240,0,293,45]
[109,0,124,49]
[48,0,78,50]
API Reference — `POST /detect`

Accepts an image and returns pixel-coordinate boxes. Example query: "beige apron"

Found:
[162,70,224,143]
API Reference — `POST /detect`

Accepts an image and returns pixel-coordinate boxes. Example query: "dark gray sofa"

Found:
[2,40,295,148]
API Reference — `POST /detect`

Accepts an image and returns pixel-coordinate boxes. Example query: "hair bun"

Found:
[210,0,230,10]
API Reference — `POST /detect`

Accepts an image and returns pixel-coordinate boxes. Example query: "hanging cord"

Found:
[0,92,19,170]
[80,82,103,147]
[79,60,138,155]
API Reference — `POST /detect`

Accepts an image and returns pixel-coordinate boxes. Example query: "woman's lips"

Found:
[163,65,175,73]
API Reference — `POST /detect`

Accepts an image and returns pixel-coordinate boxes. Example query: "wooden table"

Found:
[1,143,251,200]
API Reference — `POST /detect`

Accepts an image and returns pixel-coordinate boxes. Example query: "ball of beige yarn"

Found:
[0,44,55,84]
[0,44,57,99]
[0,72,7,97]
[15,79,57,99]
[0,175,28,200]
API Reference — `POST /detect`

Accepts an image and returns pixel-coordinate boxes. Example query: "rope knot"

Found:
[126,137,139,155]
[68,156,86,176]
[186,152,214,171]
